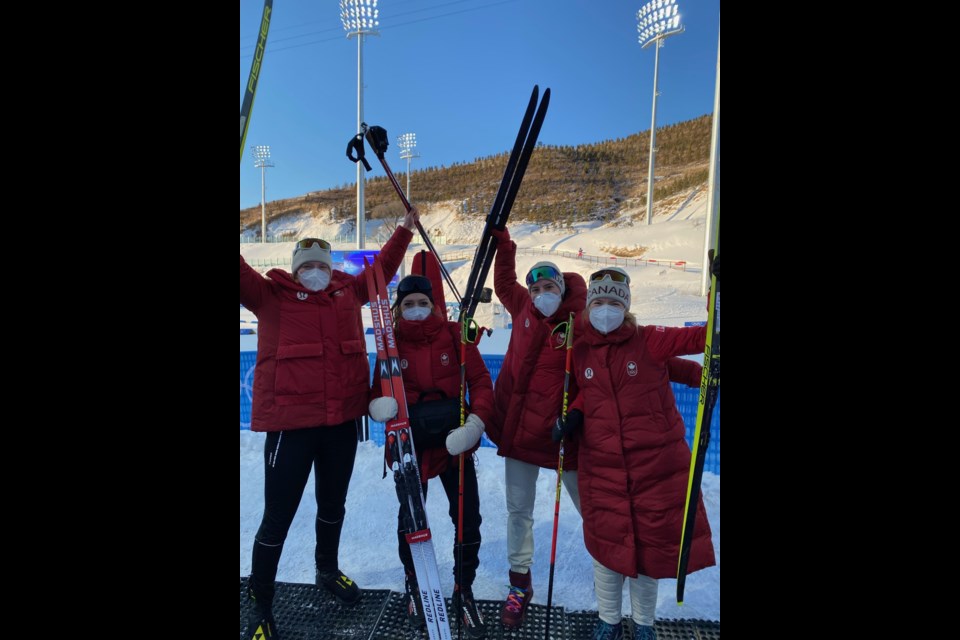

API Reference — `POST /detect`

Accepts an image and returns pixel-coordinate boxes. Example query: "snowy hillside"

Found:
[240,187,713,344]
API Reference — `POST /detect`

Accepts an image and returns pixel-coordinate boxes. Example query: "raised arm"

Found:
[351,209,417,303]
[491,227,530,315]
[240,254,270,312]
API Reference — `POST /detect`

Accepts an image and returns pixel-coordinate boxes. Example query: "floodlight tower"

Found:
[252,145,274,243]
[397,132,420,201]
[340,0,380,249]
[637,0,683,225]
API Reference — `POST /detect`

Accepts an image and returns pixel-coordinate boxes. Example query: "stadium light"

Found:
[252,145,274,243]
[397,132,420,202]
[637,0,683,225]
[340,0,380,249]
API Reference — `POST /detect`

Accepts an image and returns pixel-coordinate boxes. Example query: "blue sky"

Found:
[240,0,720,209]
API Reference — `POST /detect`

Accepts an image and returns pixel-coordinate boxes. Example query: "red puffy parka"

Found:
[570,317,715,579]
[373,313,494,480]
[487,238,586,470]
[239,227,412,432]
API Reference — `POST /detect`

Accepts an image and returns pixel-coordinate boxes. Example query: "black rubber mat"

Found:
[240,578,720,640]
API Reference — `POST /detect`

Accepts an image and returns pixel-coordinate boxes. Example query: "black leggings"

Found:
[397,455,482,589]
[250,421,359,601]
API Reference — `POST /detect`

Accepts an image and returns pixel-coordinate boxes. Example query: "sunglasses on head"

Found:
[526,265,561,286]
[295,238,331,252]
[590,269,630,285]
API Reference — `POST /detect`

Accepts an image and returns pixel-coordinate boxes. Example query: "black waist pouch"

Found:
[409,390,463,450]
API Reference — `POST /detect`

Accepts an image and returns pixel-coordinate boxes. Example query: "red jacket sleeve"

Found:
[351,226,414,303]
[667,357,702,388]
[644,325,706,362]
[240,254,269,312]
[464,341,494,426]
[493,237,531,316]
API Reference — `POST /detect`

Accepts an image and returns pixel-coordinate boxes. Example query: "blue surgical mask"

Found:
[299,268,330,292]
[402,306,432,322]
[589,305,625,334]
[533,292,562,317]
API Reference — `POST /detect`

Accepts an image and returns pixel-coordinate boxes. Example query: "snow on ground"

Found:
[240,434,720,621]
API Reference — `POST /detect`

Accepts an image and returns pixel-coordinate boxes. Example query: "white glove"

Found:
[369,397,399,423]
[446,413,484,456]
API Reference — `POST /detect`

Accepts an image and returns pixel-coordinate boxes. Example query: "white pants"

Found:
[505,456,581,574]
[593,558,658,626]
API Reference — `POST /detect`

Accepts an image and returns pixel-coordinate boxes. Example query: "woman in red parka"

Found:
[485,226,587,628]
[239,208,418,640]
[368,275,494,640]
[560,267,716,640]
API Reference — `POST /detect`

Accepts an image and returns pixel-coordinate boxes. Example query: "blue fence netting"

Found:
[240,352,720,474]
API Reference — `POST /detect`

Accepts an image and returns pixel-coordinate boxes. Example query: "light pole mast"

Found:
[397,132,419,201]
[253,145,274,243]
[340,0,380,249]
[637,0,683,226]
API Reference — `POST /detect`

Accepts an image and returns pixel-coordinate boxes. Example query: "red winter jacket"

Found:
[373,313,494,479]
[570,318,715,579]
[239,227,412,432]
[487,238,586,470]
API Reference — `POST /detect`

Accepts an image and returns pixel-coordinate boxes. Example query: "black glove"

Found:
[552,409,584,443]
[709,250,719,280]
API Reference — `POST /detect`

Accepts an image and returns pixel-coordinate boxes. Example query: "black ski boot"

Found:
[245,586,280,640]
[454,584,487,639]
[317,568,362,605]
[403,572,426,629]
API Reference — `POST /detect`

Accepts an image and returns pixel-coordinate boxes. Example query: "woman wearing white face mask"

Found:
[239,208,419,640]
[555,267,715,640]
[367,274,493,638]
[482,226,587,629]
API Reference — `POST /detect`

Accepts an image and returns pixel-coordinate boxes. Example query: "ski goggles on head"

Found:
[397,275,432,296]
[589,268,631,285]
[294,238,331,252]
[525,265,562,286]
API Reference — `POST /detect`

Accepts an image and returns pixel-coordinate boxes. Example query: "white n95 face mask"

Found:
[402,306,432,322]
[534,292,562,317]
[299,268,330,292]
[589,305,625,334]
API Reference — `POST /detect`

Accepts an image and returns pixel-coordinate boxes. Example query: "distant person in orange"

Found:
[578,247,583,259]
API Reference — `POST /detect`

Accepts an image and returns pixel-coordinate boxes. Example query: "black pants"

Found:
[397,455,482,589]
[250,420,359,602]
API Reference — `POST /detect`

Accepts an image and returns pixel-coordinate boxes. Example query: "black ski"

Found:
[459,85,550,324]
[240,0,273,163]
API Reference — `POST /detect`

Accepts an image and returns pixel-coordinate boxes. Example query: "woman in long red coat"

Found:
[561,267,716,640]
[368,275,494,639]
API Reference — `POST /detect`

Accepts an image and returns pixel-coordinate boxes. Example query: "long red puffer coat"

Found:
[570,317,715,579]
[487,238,586,470]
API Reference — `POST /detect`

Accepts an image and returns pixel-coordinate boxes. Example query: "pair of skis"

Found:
[458,85,550,325]
[676,142,720,604]
[364,257,453,640]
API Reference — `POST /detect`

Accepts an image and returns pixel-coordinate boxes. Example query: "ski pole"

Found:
[349,124,463,305]
[545,312,574,640]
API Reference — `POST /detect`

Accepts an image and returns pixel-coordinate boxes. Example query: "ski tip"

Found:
[677,599,684,606]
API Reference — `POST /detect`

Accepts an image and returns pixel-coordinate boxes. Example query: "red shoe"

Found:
[500,570,533,629]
